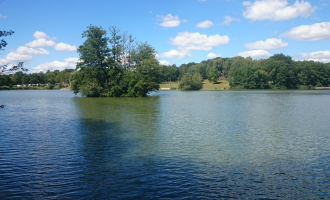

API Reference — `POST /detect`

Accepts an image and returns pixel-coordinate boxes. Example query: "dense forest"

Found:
[1,26,330,93]
[176,54,330,89]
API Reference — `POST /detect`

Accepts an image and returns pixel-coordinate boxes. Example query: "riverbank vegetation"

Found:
[0,69,73,90]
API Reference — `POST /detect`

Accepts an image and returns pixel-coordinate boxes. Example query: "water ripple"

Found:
[1,90,330,199]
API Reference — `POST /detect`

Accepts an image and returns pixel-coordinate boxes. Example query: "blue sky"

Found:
[1,0,330,72]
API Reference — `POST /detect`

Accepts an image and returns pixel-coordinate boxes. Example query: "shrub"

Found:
[178,72,203,90]
[316,82,322,87]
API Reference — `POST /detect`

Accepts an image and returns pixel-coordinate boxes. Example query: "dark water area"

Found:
[1,90,330,199]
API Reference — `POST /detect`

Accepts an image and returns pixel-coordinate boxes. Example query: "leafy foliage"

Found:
[178,72,203,90]
[0,30,14,51]
[70,25,161,97]
[175,53,330,89]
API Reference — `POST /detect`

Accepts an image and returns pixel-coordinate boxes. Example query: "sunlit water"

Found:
[1,90,330,199]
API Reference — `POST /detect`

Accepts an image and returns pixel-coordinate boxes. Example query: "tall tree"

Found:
[76,25,110,70]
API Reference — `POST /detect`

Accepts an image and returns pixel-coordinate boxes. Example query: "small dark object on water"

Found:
[0,105,5,108]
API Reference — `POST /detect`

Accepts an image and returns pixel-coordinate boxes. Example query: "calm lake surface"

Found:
[1,90,330,199]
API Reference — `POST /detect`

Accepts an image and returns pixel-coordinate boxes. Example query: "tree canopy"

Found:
[71,25,162,97]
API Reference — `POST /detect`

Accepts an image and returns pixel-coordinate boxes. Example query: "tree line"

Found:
[164,54,330,90]
[2,53,329,91]
[0,69,73,89]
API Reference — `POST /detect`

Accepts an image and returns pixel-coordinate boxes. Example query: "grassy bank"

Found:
[159,80,230,90]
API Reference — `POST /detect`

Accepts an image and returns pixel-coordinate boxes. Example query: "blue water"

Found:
[1,90,330,199]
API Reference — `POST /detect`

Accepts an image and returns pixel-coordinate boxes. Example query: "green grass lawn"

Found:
[159,80,230,90]
[159,82,179,89]
[201,80,230,90]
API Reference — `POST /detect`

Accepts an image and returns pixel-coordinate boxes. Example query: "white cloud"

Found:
[221,16,240,25]
[25,38,56,47]
[280,22,330,41]
[159,50,192,59]
[160,32,229,59]
[0,44,49,65]
[33,57,79,72]
[0,14,7,18]
[206,53,222,59]
[0,52,33,66]
[298,50,330,63]
[16,46,50,55]
[159,60,172,66]
[244,38,288,50]
[170,32,230,51]
[54,43,77,51]
[25,31,56,47]
[196,20,214,28]
[33,31,49,39]
[237,50,272,59]
[158,14,182,27]
[243,0,317,21]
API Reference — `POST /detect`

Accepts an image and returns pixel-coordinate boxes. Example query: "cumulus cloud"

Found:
[280,22,330,41]
[244,38,288,50]
[206,53,222,59]
[0,43,50,65]
[237,50,271,59]
[298,50,330,63]
[16,46,50,55]
[54,43,77,51]
[220,16,240,25]
[159,32,229,59]
[196,20,214,28]
[243,0,316,21]
[170,32,230,51]
[157,14,182,27]
[159,50,192,59]
[25,38,56,47]
[0,52,33,66]
[33,31,49,39]
[159,60,172,66]
[33,57,79,72]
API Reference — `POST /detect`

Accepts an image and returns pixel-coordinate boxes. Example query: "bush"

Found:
[178,72,203,90]
[46,84,54,89]
[59,82,65,88]
[80,81,103,97]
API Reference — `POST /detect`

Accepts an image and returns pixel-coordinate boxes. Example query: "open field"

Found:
[159,80,230,90]
[201,80,230,90]
[159,82,179,89]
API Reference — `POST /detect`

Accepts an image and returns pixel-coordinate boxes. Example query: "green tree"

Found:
[77,25,110,70]
[71,25,161,97]
[73,25,110,96]
[178,72,203,90]
[208,66,219,84]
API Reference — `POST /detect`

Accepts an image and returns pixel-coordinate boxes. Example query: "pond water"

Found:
[1,90,330,199]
